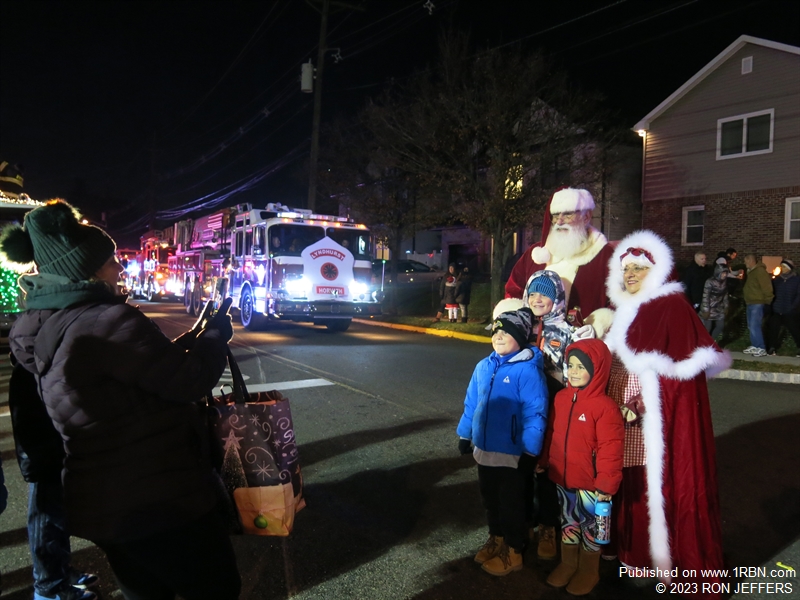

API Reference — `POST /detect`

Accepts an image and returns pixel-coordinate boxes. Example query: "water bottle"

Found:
[595,499,612,545]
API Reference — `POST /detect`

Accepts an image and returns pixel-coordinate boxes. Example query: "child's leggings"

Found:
[556,485,600,552]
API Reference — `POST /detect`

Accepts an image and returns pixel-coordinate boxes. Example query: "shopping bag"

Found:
[207,350,305,536]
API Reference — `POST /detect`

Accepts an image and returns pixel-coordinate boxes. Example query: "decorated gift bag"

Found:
[207,350,305,536]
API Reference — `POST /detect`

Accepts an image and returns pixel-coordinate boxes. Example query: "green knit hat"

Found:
[0,199,116,281]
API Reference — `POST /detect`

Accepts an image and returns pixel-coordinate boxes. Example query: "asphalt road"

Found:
[1,301,798,600]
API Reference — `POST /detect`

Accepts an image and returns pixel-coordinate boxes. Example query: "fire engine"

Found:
[224,202,382,331]
[167,208,231,316]
[128,229,174,301]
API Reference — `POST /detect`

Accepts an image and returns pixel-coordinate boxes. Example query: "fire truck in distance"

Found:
[166,208,231,316]
[127,229,174,301]
[225,203,382,331]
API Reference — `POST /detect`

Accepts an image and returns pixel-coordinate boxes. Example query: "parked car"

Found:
[371,259,443,288]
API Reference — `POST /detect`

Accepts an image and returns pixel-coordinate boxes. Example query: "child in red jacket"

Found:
[539,339,624,596]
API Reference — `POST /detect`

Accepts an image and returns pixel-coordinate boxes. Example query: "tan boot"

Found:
[481,541,523,576]
[546,543,579,587]
[474,534,503,564]
[537,525,557,559]
[565,546,601,596]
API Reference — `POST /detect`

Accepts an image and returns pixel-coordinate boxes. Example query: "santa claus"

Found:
[604,230,730,598]
[505,188,615,336]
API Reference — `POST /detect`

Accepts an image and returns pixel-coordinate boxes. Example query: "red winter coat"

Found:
[540,339,624,495]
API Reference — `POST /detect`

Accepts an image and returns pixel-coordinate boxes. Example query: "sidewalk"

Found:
[354,319,800,385]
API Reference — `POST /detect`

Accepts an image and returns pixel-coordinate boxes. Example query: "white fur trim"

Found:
[640,369,672,575]
[607,230,675,310]
[492,298,525,319]
[550,188,595,213]
[584,307,614,339]
[532,245,551,265]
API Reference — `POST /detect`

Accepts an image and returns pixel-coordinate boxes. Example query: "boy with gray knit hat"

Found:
[0,200,240,600]
[457,300,548,576]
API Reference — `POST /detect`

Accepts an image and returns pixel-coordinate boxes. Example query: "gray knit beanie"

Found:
[0,200,116,281]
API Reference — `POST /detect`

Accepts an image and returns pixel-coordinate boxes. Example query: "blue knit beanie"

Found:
[527,274,557,302]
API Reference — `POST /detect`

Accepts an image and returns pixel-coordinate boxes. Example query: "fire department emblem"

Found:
[320,262,339,281]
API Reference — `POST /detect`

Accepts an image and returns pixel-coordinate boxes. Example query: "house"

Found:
[634,35,800,269]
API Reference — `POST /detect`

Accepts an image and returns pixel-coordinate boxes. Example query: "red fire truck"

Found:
[130,229,174,301]
[224,203,382,331]
[167,208,231,315]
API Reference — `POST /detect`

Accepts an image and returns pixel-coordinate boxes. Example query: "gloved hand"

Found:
[205,298,234,342]
[458,438,473,455]
[571,324,595,341]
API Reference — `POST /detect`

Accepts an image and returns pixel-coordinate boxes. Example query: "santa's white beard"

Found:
[545,224,589,261]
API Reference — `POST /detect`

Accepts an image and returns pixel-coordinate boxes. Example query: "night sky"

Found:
[2,0,798,245]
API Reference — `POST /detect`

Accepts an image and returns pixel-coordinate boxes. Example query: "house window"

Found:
[717,109,774,159]
[786,197,800,243]
[682,205,704,246]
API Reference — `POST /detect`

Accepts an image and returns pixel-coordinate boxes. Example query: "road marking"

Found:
[212,378,333,396]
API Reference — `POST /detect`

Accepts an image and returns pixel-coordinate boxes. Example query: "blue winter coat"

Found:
[457,347,549,456]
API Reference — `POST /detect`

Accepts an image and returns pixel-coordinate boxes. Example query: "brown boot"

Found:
[481,540,523,576]
[537,525,557,559]
[546,543,579,587]
[432,312,443,323]
[474,534,503,564]
[565,546,601,595]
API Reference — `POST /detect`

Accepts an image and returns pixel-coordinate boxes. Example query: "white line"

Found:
[212,378,333,396]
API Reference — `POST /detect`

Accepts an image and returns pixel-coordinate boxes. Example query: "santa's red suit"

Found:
[505,189,614,333]
[605,230,730,599]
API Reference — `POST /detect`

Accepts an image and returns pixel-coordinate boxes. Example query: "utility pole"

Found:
[304,0,362,212]
[307,0,330,212]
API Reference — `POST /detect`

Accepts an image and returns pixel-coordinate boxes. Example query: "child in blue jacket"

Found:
[457,300,549,576]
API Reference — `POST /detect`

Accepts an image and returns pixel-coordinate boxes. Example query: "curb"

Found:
[352,319,800,385]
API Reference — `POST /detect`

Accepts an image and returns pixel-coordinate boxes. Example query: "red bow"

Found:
[620,247,655,264]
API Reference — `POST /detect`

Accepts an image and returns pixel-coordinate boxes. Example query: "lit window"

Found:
[785,197,800,243]
[717,109,774,159]
[682,205,704,246]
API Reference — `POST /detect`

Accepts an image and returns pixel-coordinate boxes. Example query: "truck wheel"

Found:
[241,288,266,331]
[145,282,157,302]
[324,319,351,332]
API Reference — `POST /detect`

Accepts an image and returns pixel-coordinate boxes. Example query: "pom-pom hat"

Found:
[0,199,116,282]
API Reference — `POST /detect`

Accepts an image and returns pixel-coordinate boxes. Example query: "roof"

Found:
[633,35,800,131]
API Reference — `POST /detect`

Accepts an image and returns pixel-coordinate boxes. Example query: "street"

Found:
[1,301,799,600]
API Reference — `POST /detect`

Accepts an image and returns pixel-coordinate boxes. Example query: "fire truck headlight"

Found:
[349,280,368,298]
[285,276,311,298]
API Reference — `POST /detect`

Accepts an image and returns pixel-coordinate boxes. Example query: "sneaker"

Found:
[742,346,757,354]
[34,585,97,600]
[768,349,777,356]
[67,570,99,589]
[751,348,767,357]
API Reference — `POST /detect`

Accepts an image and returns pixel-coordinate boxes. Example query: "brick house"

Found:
[633,35,800,270]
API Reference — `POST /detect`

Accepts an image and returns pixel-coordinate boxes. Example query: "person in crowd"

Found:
[767,259,800,356]
[455,265,473,323]
[505,188,615,338]
[0,200,241,600]
[8,349,98,600]
[742,253,774,357]
[456,301,548,576]
[539,339,623,595]
[681,251,711,311]
[699,259,730,341]
[433,263,459,322]
[604,230,730,599]
[522,270,594,560]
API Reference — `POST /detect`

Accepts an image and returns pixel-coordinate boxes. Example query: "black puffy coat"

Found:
[455,270,473,305]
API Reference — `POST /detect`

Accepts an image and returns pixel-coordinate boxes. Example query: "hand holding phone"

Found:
[207,297,234,342]
[191,299,216,333]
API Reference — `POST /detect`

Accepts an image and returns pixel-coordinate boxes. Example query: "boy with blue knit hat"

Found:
[457,300,549,576]
[523,270,596,560]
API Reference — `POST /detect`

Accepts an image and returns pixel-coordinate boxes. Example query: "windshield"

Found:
[265,225,371,259]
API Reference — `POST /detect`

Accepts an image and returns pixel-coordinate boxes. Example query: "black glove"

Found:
[518,453,537,472]
[206,298,234,342]
[458,438,473,455]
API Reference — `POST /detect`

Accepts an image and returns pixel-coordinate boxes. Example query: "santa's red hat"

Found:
[532,188,596,264]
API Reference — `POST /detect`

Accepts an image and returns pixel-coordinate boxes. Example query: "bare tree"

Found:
[365,31,614,308]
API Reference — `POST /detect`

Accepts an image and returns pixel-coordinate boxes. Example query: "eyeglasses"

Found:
[550,211,578,222]
[622,265,650,274]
